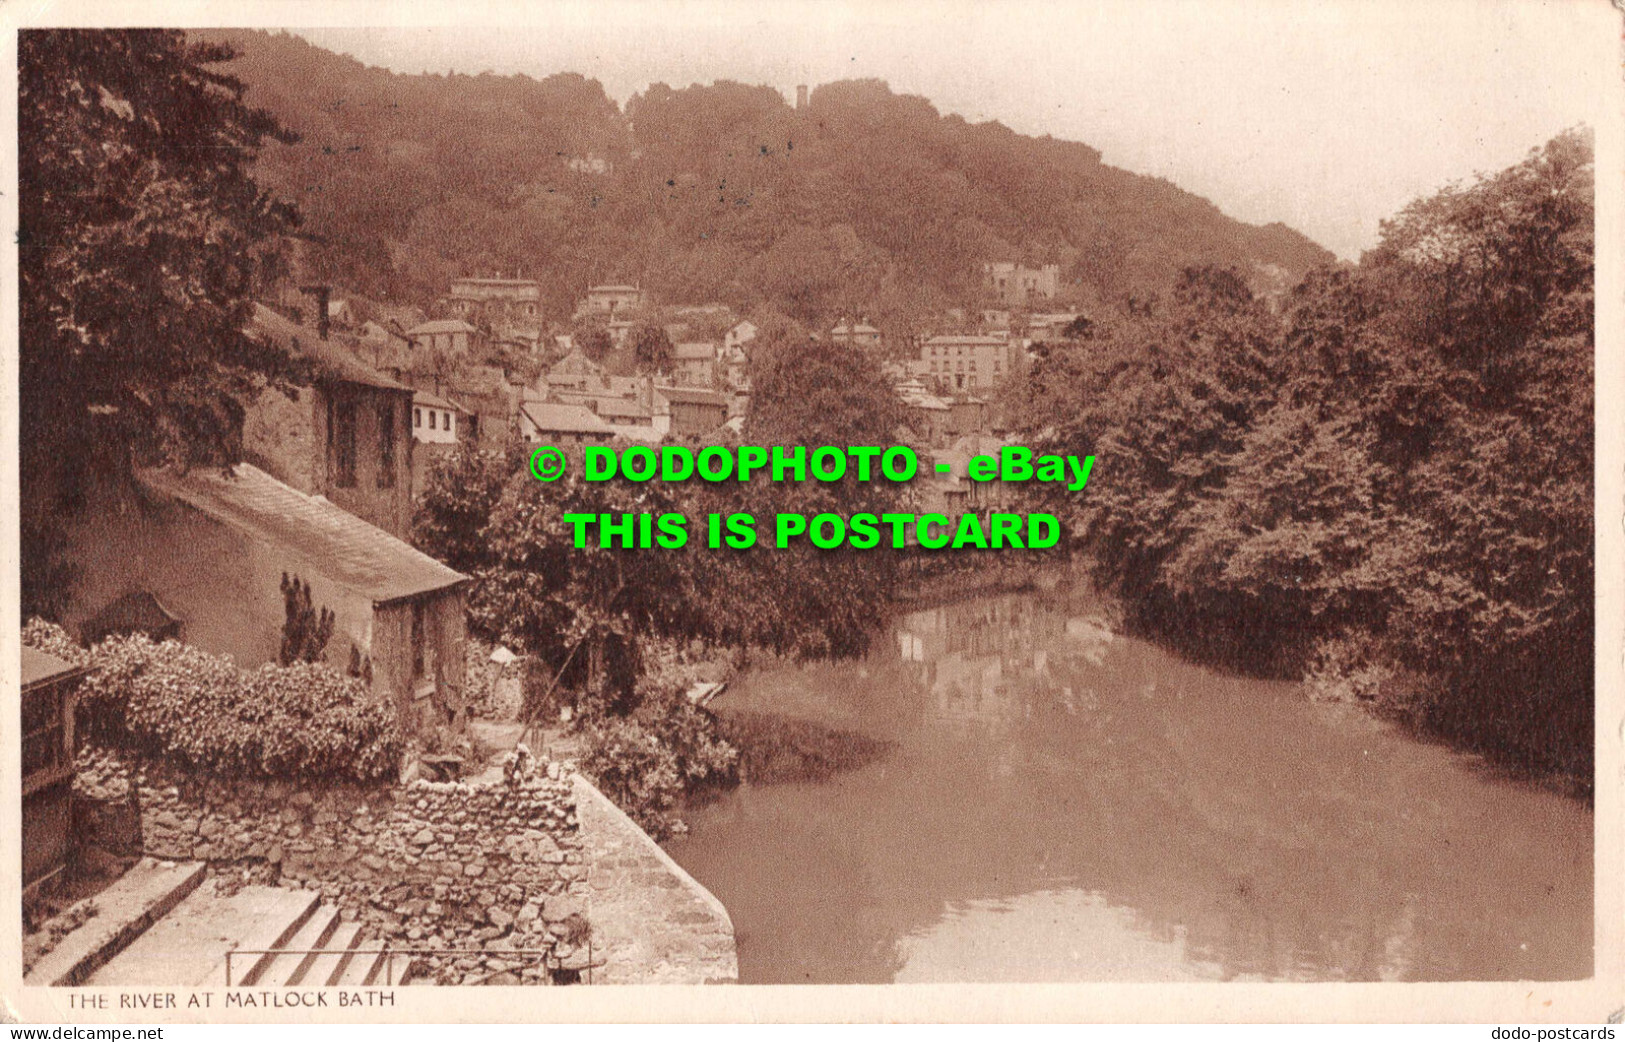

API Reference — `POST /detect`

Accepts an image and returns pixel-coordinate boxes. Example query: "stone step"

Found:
[239,903,340,986]
[25,859,207,987]
[333,942,390,987]
[291,920,365,987]
[217,888,322,987]
[90,883,320,986]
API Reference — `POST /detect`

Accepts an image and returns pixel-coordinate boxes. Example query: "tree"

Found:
[1022,130,1594,779]
[471,447,699,713]
[411,441,521,574]
[19,30,300,616]
[632,323,675,374]
[279,573,335,665]
[694,326,910,659]
[572,323,614,364]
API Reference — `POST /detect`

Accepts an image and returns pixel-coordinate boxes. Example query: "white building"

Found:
[412,390,467,445]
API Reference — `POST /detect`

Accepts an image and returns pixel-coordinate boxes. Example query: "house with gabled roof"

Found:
[63,463,470,737]
[405,318,480,356]
[658,385,729,438]
[672,342,718,388]
[518,401,616,447]
[241,304,417,540]
[831,321,882,349]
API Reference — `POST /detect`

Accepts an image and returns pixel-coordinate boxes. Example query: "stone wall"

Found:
[72,747,597,985]
[572,776,737,984]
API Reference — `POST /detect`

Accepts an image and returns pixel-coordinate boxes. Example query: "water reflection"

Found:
[670,590,1593,984]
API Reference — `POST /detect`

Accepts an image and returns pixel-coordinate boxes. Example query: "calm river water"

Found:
[666,589,1593,984]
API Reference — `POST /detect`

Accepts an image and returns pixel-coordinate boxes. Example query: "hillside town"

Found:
[20,212,1078,986]
[16,23,1595,1001]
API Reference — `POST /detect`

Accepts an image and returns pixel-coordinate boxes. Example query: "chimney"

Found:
[300,284,332,340]
[796,84,808,111]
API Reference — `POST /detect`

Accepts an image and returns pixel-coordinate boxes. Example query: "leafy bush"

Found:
[579,716,684,838]
[22,620,401,782]
[22,617,90,667]
[577,667,739,837]
[636,684,739,790]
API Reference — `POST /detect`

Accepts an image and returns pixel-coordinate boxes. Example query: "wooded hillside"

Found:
[198,29,1334,324]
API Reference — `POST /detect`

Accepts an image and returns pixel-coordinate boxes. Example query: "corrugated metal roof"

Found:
[22,646,85,690]
[139,464,467,606]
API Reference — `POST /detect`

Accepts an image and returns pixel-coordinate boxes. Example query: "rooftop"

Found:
[446,364,512,398]
[139,463,467,606]
[657,386,729,407]
[549,348,604,377]
[22,646,86,691]
[674,342,717,360]
[405,319,479,336]
[413,389,470,413]
[521,402,615,435]
[925,334,1008,347]
[249,305,410,393]
[557,393,653,420]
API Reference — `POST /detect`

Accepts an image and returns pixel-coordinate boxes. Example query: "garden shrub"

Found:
[22,619,401,782]
[22,617,89,667]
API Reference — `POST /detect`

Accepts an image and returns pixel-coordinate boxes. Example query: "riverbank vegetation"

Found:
[1024,130,1593,788]
[413,328,911,826]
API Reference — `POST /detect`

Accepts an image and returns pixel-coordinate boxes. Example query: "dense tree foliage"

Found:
[412,325,910,710]
[19,30,301,617]
[197,30,1331,326]
[1027,130,1594,781]
[632,323,675,375]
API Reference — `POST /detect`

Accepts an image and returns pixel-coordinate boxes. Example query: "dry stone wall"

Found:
[72,747,597,985]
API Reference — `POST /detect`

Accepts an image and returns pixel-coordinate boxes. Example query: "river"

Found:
[666,588,1593,984]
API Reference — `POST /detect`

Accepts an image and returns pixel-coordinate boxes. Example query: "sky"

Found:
[291,0,1611,260]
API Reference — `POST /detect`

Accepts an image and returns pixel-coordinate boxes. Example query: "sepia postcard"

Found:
[2,0,1621,1025]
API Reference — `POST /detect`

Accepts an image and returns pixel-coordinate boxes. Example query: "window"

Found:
[443,411,451,430]
[22,685,68,780]
[329,396,357,488]
[411,602,428,681]
[414,407,422,428]
[428,410,436,430]
[377,400,396,489]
